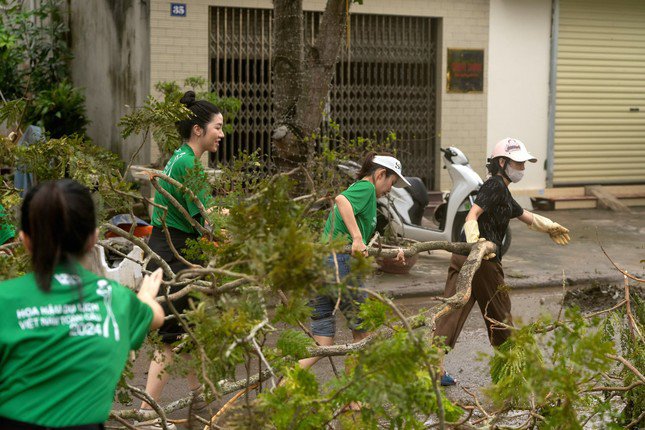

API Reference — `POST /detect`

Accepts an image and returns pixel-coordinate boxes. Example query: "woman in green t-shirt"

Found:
[299,153,410,375]
[0,179,164,429]
[140,91,225,427]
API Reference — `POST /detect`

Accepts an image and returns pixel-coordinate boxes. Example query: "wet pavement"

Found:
[372,207,645,298]
[118,208,645,427]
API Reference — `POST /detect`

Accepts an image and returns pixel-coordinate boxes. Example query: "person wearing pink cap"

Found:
[300,152,410,375]
[434,138,570,386]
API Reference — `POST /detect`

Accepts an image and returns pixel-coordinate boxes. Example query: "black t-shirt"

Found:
[461,175,523,262]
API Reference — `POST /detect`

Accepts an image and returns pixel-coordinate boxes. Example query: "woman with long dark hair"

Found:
[0,179,164,429]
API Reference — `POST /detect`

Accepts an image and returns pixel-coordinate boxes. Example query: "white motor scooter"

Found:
[375,147,511,256]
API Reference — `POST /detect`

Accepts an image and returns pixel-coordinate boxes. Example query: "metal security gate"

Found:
[554,0,645,185]
[210,7,438,187]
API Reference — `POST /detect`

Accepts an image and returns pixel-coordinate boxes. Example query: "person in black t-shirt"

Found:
[434,138,570,386]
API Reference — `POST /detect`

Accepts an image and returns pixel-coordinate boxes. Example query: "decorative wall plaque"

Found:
[447,49,484,93]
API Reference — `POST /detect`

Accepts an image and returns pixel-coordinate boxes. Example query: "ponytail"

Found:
[355,151,397,180]
[486,156,510,180]
[21,180,96,292]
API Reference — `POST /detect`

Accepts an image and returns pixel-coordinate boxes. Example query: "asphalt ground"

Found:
[117,207,644,427]
[373,207,645,298]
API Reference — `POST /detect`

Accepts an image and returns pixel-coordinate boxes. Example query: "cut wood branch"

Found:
[102,223,174,278]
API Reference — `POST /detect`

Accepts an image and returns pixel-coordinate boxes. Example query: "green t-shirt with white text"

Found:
[322,180,377,245]
[151,144,212,234]
[0,262,153,426]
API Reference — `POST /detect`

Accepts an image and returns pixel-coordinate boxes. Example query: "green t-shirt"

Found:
[151,144,211,234]
[0,262,153,426]
[322,180,377,245]
[0,203,15,245]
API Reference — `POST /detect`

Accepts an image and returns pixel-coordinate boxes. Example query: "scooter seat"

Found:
[405,177,430,207]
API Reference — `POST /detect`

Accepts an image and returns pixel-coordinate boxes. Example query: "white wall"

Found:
[69,0,150,164]
[487,0,551,194]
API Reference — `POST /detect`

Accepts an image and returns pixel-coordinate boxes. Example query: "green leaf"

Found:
[276,329,314,359]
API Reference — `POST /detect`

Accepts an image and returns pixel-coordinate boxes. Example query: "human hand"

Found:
[137,268,163,300]
[394,247,406,264]
[352,238,368,256]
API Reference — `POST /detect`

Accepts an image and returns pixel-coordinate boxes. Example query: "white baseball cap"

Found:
[372,155,411,188]
[490,138,537,163]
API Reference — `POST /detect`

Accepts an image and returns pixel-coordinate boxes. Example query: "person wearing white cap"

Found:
[434,138,570,386]
[299,152,409,383]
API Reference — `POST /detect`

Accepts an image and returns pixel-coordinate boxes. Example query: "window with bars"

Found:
[210,7,438,187]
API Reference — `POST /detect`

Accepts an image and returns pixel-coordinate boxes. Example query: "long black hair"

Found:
[20,179,96,292]
[355,151,397,181]
[175,91,221,140]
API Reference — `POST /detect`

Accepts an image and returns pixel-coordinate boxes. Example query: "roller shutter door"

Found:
[554,0,645,185]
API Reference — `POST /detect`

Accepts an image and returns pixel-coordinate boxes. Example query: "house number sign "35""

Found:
[170,3,186,17]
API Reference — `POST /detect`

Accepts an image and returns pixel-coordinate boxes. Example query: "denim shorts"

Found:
[310,254,368,337]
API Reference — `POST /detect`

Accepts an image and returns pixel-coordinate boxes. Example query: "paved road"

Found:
[119,208,644,427]
[373,207,645,298]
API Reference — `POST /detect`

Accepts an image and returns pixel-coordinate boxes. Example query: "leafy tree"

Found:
[1,82,642,429]
[272,0,364,171]
[26,81,88,138]
[0,0,71,97]
[0,0,87,138]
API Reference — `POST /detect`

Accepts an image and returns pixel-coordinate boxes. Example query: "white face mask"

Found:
[505,164,524,183]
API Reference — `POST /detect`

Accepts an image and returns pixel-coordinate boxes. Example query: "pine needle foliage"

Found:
[246,331,461,429]
[486,307,616,427]
[619,294,644,425]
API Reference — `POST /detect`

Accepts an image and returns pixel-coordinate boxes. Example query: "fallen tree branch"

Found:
[607,354,645,384]
[135,167,211,230]
[304,241,496,359]
[112,369,274,420]
[149,177,210,238]
[102,223,174,278]
[597,231,644,283]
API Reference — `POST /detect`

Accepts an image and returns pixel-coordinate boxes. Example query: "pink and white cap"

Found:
[490,138,537,163]
[372,155,412,188]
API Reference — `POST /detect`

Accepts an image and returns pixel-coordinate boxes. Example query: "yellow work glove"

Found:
[463,219,496,260]
[528,213,571,245]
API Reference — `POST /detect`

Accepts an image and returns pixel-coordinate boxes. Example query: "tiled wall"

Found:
[150,0,489,188]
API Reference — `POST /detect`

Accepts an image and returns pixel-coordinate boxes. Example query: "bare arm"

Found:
[518,209,534,226]
[137,268,165,330]
[335,195,366,254]
[465,203,484,222]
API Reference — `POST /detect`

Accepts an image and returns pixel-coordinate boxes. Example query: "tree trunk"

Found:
[272,0,306,170]
[272,0,348,172]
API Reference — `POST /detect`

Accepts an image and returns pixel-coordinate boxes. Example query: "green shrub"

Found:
[26,81,89,138]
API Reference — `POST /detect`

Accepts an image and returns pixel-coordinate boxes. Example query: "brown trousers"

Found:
[434,253,513,349]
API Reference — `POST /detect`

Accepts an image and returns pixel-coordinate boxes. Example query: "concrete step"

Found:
[531,185,645,210]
